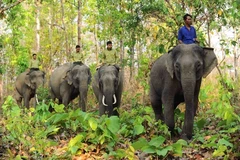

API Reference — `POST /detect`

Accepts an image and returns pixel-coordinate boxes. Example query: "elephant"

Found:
[49,62,91,111]
[15,70,45,108]
[92,65,123,116]
[149,44,218,140]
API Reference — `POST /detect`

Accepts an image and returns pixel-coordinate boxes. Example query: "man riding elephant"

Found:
[99,41,120,66]
[93,40,123,116]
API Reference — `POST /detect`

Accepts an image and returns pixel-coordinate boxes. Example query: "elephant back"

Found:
[50,63,72,82]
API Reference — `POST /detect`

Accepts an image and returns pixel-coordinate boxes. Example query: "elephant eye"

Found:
[196,61,202,70]
[114,79,118,86]
[99,80,103,87]
[175,63,180,71]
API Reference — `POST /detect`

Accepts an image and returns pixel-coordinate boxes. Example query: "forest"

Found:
[0,0,240,159]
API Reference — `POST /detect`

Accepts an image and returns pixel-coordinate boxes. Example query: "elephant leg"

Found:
[50,88,56,102]
[150,93,164,121]
[15,92,22,107]
[162,93,175,134]
[62,94,70,107]
[24,96,30,109]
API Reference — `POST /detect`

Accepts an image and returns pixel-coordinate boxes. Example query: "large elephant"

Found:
[15,70,45,108]
[92,65,123,116]
[149,44,218,140]
[49,62,91,111]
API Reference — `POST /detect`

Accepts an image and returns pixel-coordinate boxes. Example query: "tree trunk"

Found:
[94,24,99,64]
[233,28,238,82]
[77,0,82,52]
[35,0,40,53]
[60,0,69,58]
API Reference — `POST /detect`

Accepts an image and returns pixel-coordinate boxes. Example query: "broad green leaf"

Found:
[142,146,156,154]
[175,139,188,146]
[218,138,233,148]
[53,104,65,113]
[213,145,227,157]
[149,136,165,147]
[196,118,206,130]
[69,134,84,147]
[88,118,98,131]
[156,146,173,156]
[172,143,182,156]
[47,113,68,124]
[106,116,120,134]
[45,125,60,136]
[132,138,148,150]
[133,124,144,136]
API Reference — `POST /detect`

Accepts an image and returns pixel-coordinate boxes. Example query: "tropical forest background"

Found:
[0,0,240,159]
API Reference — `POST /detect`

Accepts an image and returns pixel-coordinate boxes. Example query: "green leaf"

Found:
[88,118,98,131]
[218,138,233,148]
[69,134,84,147]
[106,116,120,134]
[196,118,206,130]
[213,145,227,157]
[48,113,68,124]
[44,125,60,136]
[53,104,65,113]
[156,146,173,156]
[172,139,187,157]
[175,139,188,146]
[133,124,144,136]
[149,136,165,147]
[132,138,148,150]
[142,146,156,154]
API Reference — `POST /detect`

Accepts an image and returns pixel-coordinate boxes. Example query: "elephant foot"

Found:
[155,114,164,121]
[180,132,193,141]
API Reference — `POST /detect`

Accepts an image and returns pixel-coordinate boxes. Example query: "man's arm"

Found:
[29,60,32,68]
[98,51,106,65]
[178,28,183,44]
[193,27,199,43]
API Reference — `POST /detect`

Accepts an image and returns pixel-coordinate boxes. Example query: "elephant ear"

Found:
[203,47,218,78]
[165,52,174,79]
[25,74,34,89]
[66,70,73,85]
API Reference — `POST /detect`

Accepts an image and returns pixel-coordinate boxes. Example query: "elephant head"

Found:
[97,65,121,116]
[25,70,45,90]
[166,44,217,139]
[166,44,217,81]
[65,64,91,111]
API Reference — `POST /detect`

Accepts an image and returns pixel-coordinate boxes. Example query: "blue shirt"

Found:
[178,26,197,44]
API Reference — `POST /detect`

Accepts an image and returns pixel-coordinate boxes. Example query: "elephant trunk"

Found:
[181,77,196,139]
[102,92,116,116]
[79,84,88,112]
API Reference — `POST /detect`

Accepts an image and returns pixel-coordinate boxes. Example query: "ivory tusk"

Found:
[102,95,108,106]
[113,94,117,104]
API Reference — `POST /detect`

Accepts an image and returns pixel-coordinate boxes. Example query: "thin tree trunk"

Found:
[207,22,211,47]
[94,24,99,64]
[77,0,82,52]
[233,29,238,81]
[35,0,40,53]
[60,0,69,58]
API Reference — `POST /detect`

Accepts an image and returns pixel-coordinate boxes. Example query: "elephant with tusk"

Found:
[92,65,123,116]
[15,70,45,108]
